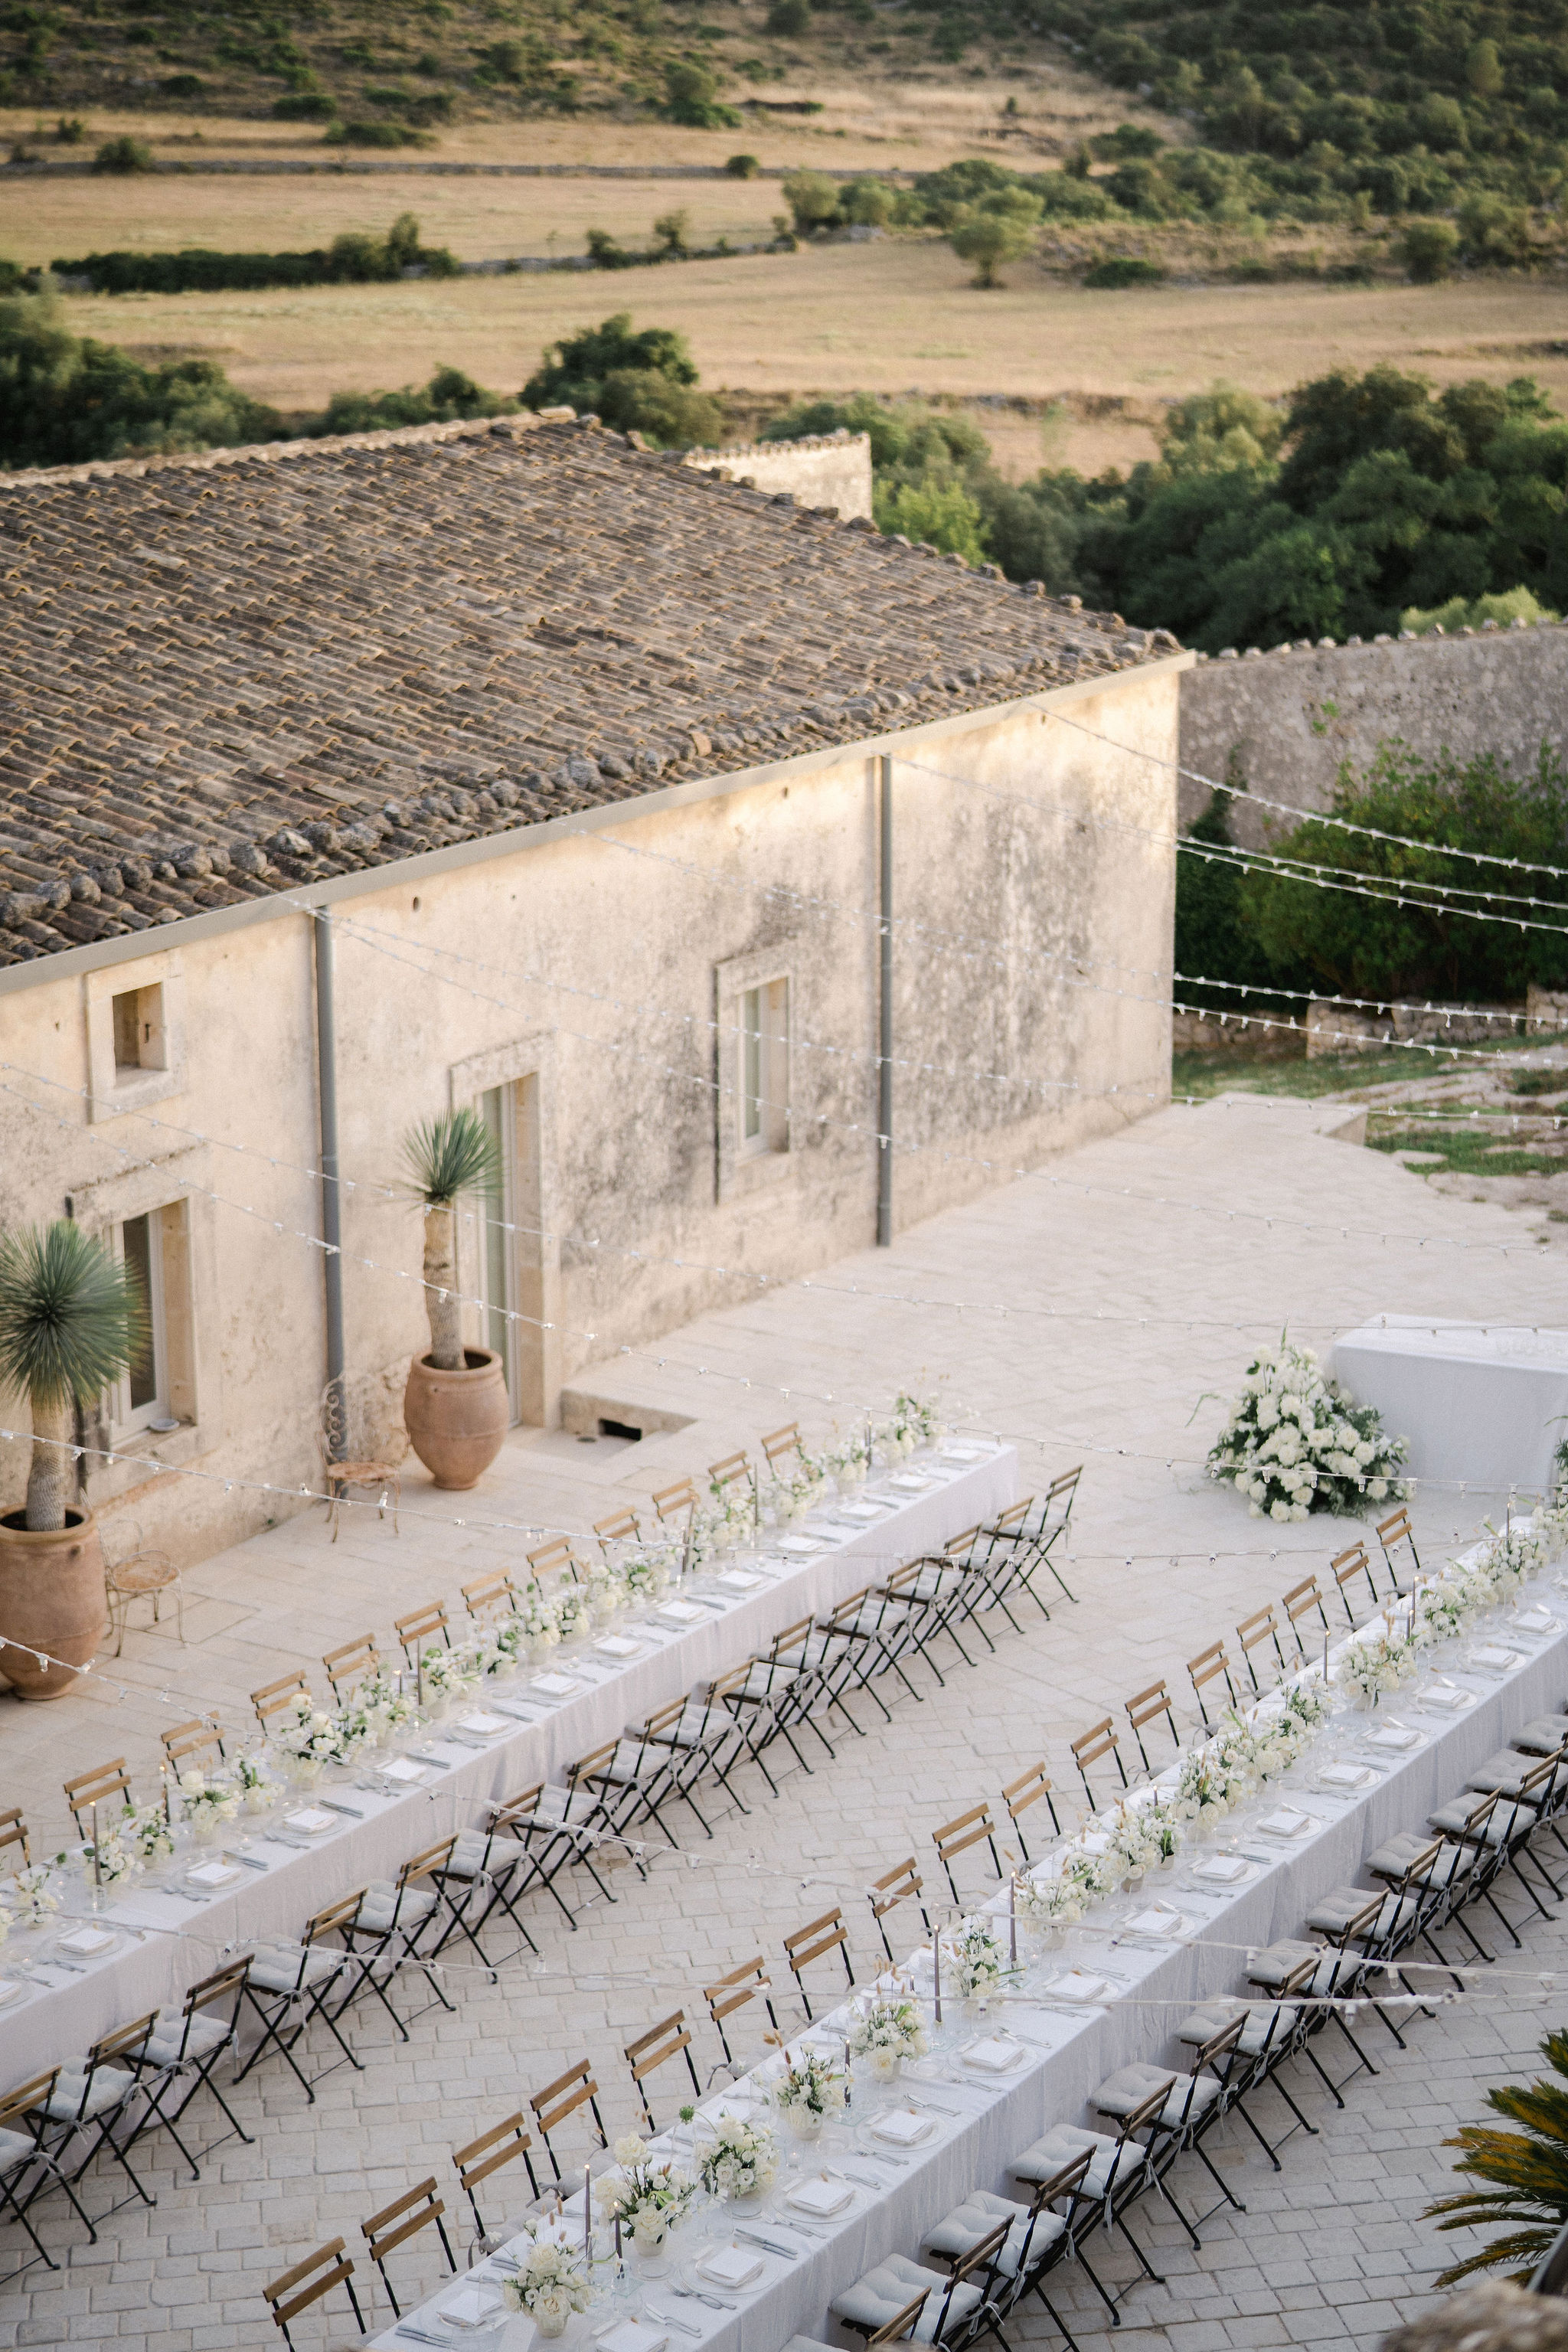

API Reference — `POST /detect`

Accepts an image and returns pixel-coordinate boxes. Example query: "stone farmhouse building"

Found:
[0,410,1187,1567]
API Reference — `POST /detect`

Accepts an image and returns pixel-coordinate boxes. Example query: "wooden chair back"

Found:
[1187,1641,1236,1724]
[1001,1762,1060,1856]
[943,1524,982,1563]
[64,1759,130,1833]
[263,2239,362,2343]
[0,2069,57,2134]
[1047,1466,1082,1514]
[867,1857,929,1957]
[303,1890,364,1948]
[1331,1543,1374,1619]
[362,2177,454,2301]
[1236,1604,1282,1686]
[624,2011,697,2125]
[1125,1680,1178,1753]
[932,1803,998,1884]
[703,1956,781,2060]
[395,1600,450,1664]
[528,1537,579,1583]
[0,1808,29,1873]
[864,2289,933,2349]
[1281,1576,1327,1645]
[462,1573,516,1629]
[1071,1716,1125,1801]
[990,1498,1032,1539]
[593,1508,641,1553]
[707,1450,750,1492]
[88,2012,158,2073]
[761,1423,802,1471]
[529,2060,606,2170]
[250,1668,313,1740]
[322,1634,380,1706]
[161,1718,225,1775]
[784,1907,854,2014]
[652,1477,699,1523]
[454,2112,537,2232]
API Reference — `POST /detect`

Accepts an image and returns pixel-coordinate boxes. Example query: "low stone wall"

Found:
[684,429,873,521]
[1172,1008,1298,1052]
[1304,997,1525,1059]
[1179,624,1568,845]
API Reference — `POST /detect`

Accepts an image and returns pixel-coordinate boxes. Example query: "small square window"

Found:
[739,977,789,1157]
[110,983,167,1077]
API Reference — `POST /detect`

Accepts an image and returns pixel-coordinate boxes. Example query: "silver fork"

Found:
[671,2285,737,2312]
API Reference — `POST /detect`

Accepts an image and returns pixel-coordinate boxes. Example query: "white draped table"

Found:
[1330,1314,1568,1498]
[374,1567,1568,2352]
[0,1445,1014,2089]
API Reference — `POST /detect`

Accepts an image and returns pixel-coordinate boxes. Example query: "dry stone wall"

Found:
[1178,622,1568,845]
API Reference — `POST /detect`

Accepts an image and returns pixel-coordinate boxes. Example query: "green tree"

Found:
[1175,785,1309,1008]
[1466,38,1504,97]
[782,168,842,234]
[947,191,1042,287]
[1398,220,1460,282]
[873,477,990,563]
[523,311,700,410]
[652,208,689,256]
[766,0,811,31]
[664,59,740,128]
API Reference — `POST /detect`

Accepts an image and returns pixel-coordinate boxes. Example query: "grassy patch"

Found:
[1367,1125,1567,1178]
[1171,1047,1426,1102]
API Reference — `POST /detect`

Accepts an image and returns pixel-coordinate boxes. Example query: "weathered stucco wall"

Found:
[1179,623,1568,844]
[0,663,1180,1569]
[685,431,874,521]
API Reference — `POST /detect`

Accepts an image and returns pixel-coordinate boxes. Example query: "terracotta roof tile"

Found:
[0,413,1179,966]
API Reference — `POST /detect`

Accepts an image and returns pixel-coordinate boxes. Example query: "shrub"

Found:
[54,116,85,144]
[158,73,205,98]
[273,93,338,120]
[726,152,760,178]
[595,368,721,446]
[93,136,153,174]
[782,168,841,234]
[1457,194,1537,270]
[522,312,713,445]
[1401,587,1558,634]
[664,59,740,129]
[1398,219,1459,282]
[949,194,1041,288]
[766,0,811,31]
[841,176,894,227]
[874,478,990,564]
[586,227,635,268]
[54,216,456,296]
[325,121,432,149]
[652,208,689,256]
[1083,256,1167,288]
[313,364,516,436]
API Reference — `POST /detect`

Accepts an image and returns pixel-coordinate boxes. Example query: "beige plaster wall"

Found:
[684,431,874,521]
[0,663,1179,1571]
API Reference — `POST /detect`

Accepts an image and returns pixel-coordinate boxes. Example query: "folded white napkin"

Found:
[871,2109,936,2147]
[459,1711,507,1736]
[1472,1646,1523,1671]
[1126,1906,1184,1937]
[381,1756,433,1784]
[1318,1762,1373,1788]
[718,1570,764,1592]
[1044,1970,1108,2001]
[185,1859,242,1888]
[1193,1854,1250,1883]
[1367,1723,1422,1750]
[439,2285,501,2326]
[940,1446,988,1462]
[655,1602,707,1626]
[1259,1809,1312,1838]
[1426,1687,1475,1711]
[285,1808,335,1834]
[963,2036,1026,2073]
[596,1636,642,1658]
[788,2177,854,2216]
[778,1537,822,1555]
[889,1474,933,1492]
[531,1673,581,1697]
[598,2322,668,2352]
[57,1925,116,1955]
[698,2246,764,2287]
[1517,1609,1557,1632]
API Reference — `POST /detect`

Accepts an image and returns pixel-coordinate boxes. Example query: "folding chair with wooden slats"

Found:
[923,1524,998,1655]
[462,1573,518,1630]
[569,1726,688,1856]
[250,1671,311,1740]
[236,1896,366,2099]
[760,1423,802,1473]
[1187,1640,1238,1730]
[322,1634,381,1708]
[1376,1506,1422,1593]
[159,1718,226,1777]
[341,1839,462,2034]
[642,1666,756,1817]
[62,1760,131,1838]
[0,1808,29,1877]
[1280,1575,1329,1655]
[867,1857,931,1964]
[1034,1465,1082,1602]
[1331,1542,1377,1625]
[975,1496,1057,1624]
[703,1956,782,2073]
[625,2011,701,2131]
[528,1537,580,1585]
[708,1449,751,1494]
[878,1551,978,1678]
[1236,1605,1285,1697]
[724,1618,841,1771]
[129,1959,254,2182]
[1001,1762,1061,1863]
[932,1804,1002,1905]
[783,1907,854,2020]
[593,1507,641,1558]
[1071,1717,1128,1810]
[653,1477,700,1529]
[263,2239,364,2350]
[529,2060,607,2182]
[395,1600,450,1666]
[1124,1681,1179,1774]
[489,1781,621,1920]
[0,2066,97,2282]
[361,2177,456,2319]
[34,2012,158,2214]
[816,1583,923,1720]
[454,2112,541,2241]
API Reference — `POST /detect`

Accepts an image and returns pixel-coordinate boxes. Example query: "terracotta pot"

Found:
[403,1348,509,1489]
[0,1508,106,1700]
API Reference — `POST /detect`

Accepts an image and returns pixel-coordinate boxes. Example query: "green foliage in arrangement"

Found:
[52,214,458,295]
[1424,2030,1568,2283]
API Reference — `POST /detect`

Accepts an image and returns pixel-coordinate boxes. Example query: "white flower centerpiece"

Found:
[1206,1340,1412,1523]
[232,1751,277,1812]
[622,1550,671,1605]
[64,1816,142,1894]
[1106,1802,1170,1886]
[270,1694,351,1782]
[178,1769,240,1844]
[847,1995,928,2082]
[949,1919,1008,2001]
[773,2051,847,2142]
[518,1584,563,1660]
[554,1583,593,1646]
[416,1644,472,1715]
[500,2226,593,2339]
[594,2136,696,2266]
[1338,1625,1417,1709]
[5,1863,59,1930]
[696,2112,780,2203]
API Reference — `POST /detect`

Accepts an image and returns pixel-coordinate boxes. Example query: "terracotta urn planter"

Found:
[0,1508,106,1699]
[403,1348,508,1489]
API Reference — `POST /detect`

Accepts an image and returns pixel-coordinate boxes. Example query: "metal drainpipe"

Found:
[877,753,893,1247]
[312,907,346,1453]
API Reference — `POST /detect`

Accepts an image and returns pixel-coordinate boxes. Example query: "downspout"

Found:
[877,753,893,1248]
[312,908,346,1452]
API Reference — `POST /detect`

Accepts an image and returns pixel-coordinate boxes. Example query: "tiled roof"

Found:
[0,413,1179,970]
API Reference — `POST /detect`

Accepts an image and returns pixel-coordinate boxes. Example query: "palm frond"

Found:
[1423,2034,1568,2287]
[401,1110,501,1208]
[0,1222,142,1410]
[1434,2227,1561,2289]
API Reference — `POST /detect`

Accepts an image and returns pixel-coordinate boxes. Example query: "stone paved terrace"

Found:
[0,1089,1561,2346]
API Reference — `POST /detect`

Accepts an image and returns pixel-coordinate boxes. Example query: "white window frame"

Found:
[738,976,790,1160]
[714,948,797,1205]
[113,1207,171,1436]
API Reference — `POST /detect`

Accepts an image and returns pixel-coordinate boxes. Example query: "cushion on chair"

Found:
[1012,2123,1123,2200]
[924,2189,1062,2279]
[355,1884,438,1934]
[446,1829,497,1878]
[1465,1751,1557,1802]
[1094,2060,1220,2129]
[142,2012,230,2068]
[1513,1717,1568,1756]
[1366,1833,1464,1890]
[1235,2003,1302,2057]
[0,2128,41,2175]
[1246,1939,1357,1996]
[41,2065,135,2123]
[246,1942,346,1995]
[1427,1795,1530,1846]
[1305,1886,1417,1942]
[1176,1996,1250,2045]
[832,2253,949,2335]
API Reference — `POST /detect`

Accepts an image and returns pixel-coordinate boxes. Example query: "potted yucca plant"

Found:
[400,1109,509,1488]
[0,1222,142,1698]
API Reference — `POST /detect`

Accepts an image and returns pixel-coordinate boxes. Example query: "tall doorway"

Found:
[473,1076,546,1426]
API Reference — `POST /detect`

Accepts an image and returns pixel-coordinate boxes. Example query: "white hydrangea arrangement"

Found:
[847,1996,928,2075]
[518,1584,563,1651]
[178,1769,240,1832]
[622,1549,672,1601]
[773,2051,847,2134]
[949,1919,1008,1997]
[123,1800,175,1864]
[270,1693,353,1771]
[232,1752,278,1809]
[884,1393,943,1452]
[1017,1847,1113,1926]
[355,1668,417,1739]
[500,2228,593,2334]
[1206,1341,1412,1521]
[1106,1802,1172,1879]
[554,1583,593,1644]
[696,2112,780,2200]
[5,1864,59,1928]
[1338,1625,1417,1706]
[64,1818,141,1886]
[595,2137,696,2249]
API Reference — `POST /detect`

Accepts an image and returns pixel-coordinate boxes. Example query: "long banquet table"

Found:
[2,1444,1014,2086]
[371,1550,1568,2351]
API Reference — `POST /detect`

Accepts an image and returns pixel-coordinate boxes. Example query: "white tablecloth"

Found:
[1,1448,1014,2088]
[375,1574,1568,2351]
[1331,1314,1568,1498]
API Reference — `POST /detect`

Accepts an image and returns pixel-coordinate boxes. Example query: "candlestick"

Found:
[416,1652,424,1714]
[933,1928,942,2027]
[1322,1632,1329,1686]
[1008,1873,1018,1969]
[583,2165,592,2263]
[91,1801,102,1893]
